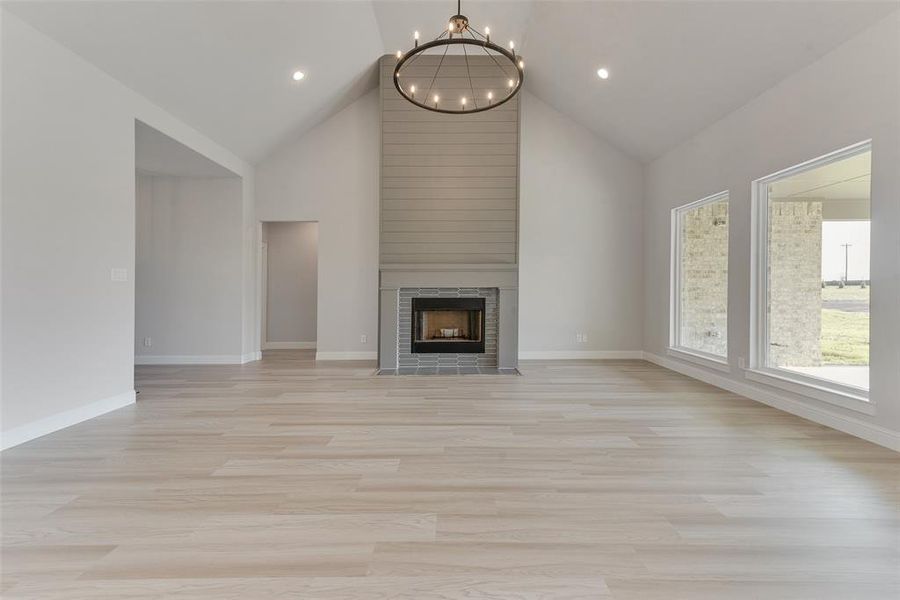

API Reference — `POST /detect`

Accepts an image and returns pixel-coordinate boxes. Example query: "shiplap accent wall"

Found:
[380,54,520,265]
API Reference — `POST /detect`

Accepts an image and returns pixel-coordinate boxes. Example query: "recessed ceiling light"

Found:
[292,70,305,81]
[597,67,609,80]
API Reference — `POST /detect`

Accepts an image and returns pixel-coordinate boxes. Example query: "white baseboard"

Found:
[1,390,136,451]
[263,341,316,350]
[135,354,248,365]
[315,351,377,361]
[241,351,262,364]
[643,352,900,452]
[519,350,644,360]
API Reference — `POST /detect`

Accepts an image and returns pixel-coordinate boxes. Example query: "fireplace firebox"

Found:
[411,297,486,354]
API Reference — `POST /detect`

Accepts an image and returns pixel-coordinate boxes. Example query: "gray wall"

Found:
[380,55,519,265]
[2,13,135,439]
[1,13,255,447]
[135,174,243,359]
[255,91,379,359]
[257,66,645,363]
[519,93,644,356]
[263,222,318,346]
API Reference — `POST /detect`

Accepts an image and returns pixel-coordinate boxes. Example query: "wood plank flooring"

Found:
[2,350,898,599]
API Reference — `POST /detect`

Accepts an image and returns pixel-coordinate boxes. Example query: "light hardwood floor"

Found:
[2,350,898,599]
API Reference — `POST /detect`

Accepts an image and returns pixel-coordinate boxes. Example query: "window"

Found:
[752,141,871,402]
[670,191,729,365]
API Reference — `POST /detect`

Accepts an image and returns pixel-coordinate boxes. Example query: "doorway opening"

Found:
[260,222,319,358]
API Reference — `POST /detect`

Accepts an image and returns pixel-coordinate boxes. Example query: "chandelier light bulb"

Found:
[487,91,493,100]
[508,78,514,88]
[433,94,439,104]
[461,97,467,106]
[509,40,515,50]
[410,85,416,95]
[292,70,305,81]
[414,30,420,40]
[519,60,524,69]
[485,27,490,35]
[597,67,610,79]
[396,50,402,59]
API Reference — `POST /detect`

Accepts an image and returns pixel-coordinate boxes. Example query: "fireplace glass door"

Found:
[411,297,485,353]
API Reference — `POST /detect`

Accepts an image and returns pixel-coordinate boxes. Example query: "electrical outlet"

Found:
[575,333,587,343]
[143,337,152,347]
[581,333,588,343]
[110,267,128,282]
[360,334,368,344]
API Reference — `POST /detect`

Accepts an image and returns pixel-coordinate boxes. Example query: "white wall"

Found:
[519,92,645,358]
[255,91,379,359]
[642,13,900,448]
[135,174,243,361]
[263,221,318,346]
[1,12,256,448]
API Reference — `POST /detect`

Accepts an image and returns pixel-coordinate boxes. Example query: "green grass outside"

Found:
[821,308,869,365]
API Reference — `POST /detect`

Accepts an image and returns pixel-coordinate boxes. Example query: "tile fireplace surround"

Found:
[378,265,518,373]
[400,288,497,367]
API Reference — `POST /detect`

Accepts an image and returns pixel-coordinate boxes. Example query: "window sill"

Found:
[744,368,874,415]
[667,347,731,373]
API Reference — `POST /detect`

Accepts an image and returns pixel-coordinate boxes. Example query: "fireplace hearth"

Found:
[412,297,485,354]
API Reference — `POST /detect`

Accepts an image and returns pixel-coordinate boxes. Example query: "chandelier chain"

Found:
[462,41,478,110]
[466,24,516,79]
[479,39,516,79]
[424,42,450,105]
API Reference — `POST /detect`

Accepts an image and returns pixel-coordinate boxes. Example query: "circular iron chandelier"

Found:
[393,0,524,114]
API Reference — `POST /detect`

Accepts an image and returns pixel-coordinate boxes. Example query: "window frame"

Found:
[749,140,872,411]
[669,190,730,370]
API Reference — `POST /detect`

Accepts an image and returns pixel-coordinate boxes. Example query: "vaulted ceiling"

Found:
[6,1,896,163]
[136,121,240,178]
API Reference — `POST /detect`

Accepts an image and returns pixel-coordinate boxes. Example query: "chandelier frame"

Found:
[392,20,524,115]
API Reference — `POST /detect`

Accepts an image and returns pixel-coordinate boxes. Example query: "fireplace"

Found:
[411,297,485,354]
